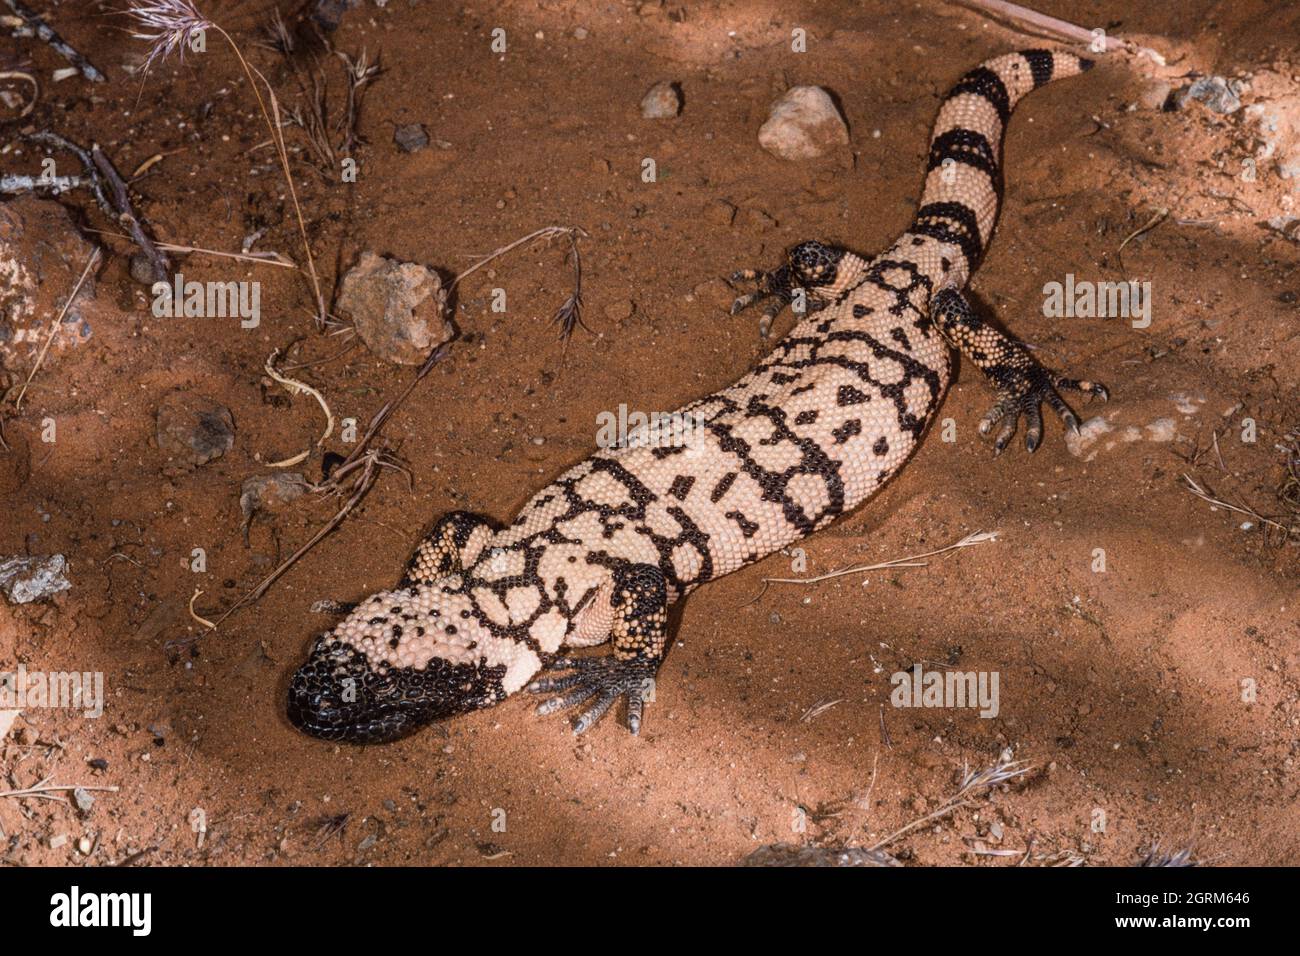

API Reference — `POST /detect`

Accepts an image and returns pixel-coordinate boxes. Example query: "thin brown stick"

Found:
[955,0,1124,51]
[26,133,170,282]
[0,781,120,799]
[3,0,106,82]
[84,228,295,267]
[1116,207,1169,271]
[451,225,591,342]
[1181,473,1297,538]
[762,530,1000,586]
[452,225,583,290]
[91,143,171,283]
[212,23,325,323]
[869,756,1033,851]
[199,452,392,633]
[13,248,100,411]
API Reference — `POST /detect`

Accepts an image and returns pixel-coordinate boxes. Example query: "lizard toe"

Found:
[528,655,657,735]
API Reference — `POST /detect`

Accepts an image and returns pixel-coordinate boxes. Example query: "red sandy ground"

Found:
[1,0,1297,866]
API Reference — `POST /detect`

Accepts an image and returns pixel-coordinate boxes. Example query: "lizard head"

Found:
[787,239,842,287]
[287,575,550,743]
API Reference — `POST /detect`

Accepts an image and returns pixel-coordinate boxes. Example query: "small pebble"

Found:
[394,123,430,152]
[640,80,682,119]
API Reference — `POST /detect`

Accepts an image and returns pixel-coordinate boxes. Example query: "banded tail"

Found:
[910,49,1093,286]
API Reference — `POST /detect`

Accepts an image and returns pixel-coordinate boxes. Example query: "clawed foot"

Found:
[528,656,658,735]
[727,267,792,338]
[982,363,1109,455]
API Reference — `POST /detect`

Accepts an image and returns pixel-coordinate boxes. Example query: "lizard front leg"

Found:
[528,563,668,735]
[400,510,500,587]
[314,510,499,614]
[930,287,1108,455]
[729,240,869,336]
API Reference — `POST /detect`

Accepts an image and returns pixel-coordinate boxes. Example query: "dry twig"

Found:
[1181,473,1298,542]
[869,751,1033,851]
[1116,207,1169,271]
[128,1,325,320]
[12,247,100,412]
[26,132,171,282]
[452,225,591,342]
[0,778,119,801]
[0,69,37,116]
[264,346,335,455]
[956,0,1168,67]
[4,0,106,81]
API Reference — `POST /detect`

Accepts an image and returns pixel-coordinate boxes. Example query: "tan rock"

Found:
[758,86,849,160]
[335,251,452,365]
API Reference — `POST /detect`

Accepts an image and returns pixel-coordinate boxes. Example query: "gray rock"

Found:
[0,554,71,604]
[394,124,429,153]
[0,197,98,370]
[640,81,682,119]
[758,86,849,160]
[335,252,453,365]
[312,0,360,31]
[155,392,235,466]
[240,473,308,521]
[1175,76,1243,114]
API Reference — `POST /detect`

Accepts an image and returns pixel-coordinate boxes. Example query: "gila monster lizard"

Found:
[288,49,1106,743]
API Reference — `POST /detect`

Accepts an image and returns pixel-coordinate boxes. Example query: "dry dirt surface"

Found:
[1,0,1298,867]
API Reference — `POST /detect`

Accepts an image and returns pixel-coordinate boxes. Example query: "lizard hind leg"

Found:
[930,287,1109,455]
[528,562,669,735]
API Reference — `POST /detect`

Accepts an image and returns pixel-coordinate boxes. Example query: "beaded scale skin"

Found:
[288,49,1107,744]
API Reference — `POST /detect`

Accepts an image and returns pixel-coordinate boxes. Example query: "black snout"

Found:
[286,636,494,744]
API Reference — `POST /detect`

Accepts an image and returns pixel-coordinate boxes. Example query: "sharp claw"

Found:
[528,674,577,694]
[572,690,619,735]
[537,686,596,716]
[730,298,747,315]
[1026,432,1041,453]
